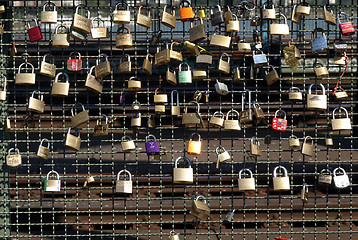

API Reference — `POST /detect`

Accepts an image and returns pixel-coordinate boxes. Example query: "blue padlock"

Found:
[145,134,160,156]
[311,28,327,53]
[252,49,268,67]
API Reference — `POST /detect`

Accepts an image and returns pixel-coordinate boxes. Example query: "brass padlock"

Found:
[224,110,241,131]
[233,67,241,83]
[70,26,87,42]
[95,53,111,79]
[209,111,225,127]
[307,82,327,111]
[291,5,302,25]
[51,72,69,97]
[71,102,89,127]
[116,26,133,49]
[166,67,177,85]
[226,14,239,32]
[253,101,265,121]
[334,87,349,100]
[171,90,180,116]
[131,112,142,127]
[161,5,176,29]
[154,88,168,104]
[128,76,141,91]
[314,61,329,78]
[216,146,231,164]
[85,66,103,94]
[250,136,261,156]
[155,105,166,114]
[6,148,22,168]
[301,136,314,157]
[272,166,290,191]
[289,87,303,101]
[72,4,92,34]
[0,74,6,101]
[238,168,255,191]
[52,24,70,48]
[187,132,202,155]
[218,53,230,74]
[237,40,251,53]
[189,17,206,43]
[37,138,50,160]
[262,1,276,20]
[113,2,130,24]
[91,17,109,39]
[116,170,133,194]
[28,90,45,113]
[118,54,131,74]
[193,69,207,80]
[210,27,231,48]
[265,65,279,86]
[169,231,180,240]
[147,115,155,128]
[301,184,309,203]
[270,13,289,35]
[155,46,171,67]
[121,136,136,152]
[182,101,201,126]
[143,54,153,75]
[41,1,57,24]
[84,175,95,187]
[196,51,212,65]
[325,133,333,146]
[173,156,193,184]
[65,127,81,151]
[240,90,253,124]
[296,2,310,16]
[137,6,151,28]
[323,5,336,25]
[318,169,332,185]
[93,114,109,137]
[15,62,36,85]
[332,106,351,131]
[0,5,4,14]
[169,42,183,62]
[289,135,300,148]
[190,195,210,220]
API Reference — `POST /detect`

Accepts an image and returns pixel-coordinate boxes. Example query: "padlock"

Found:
[154,88,168,104]
[70,26,87,42]
[6,148,21,168]
[39,54,56,78]
[171,90,180,116]
[154,147,168,160]
[272,166,290,191]
[218,53,230,74]
[178,63,192,84]
[147,115,155,128]
[145,134,160,156]
[91,17,109,39]
[28,91,45,113]
[52,24,70,48]
[210,5,224,26]
[169,231,180,240]
[262,1,276,20]
[182,101,201,126]
[128,76,141,90]
[210,27,231,48]
[253,101,265,121]
[226,14,239,32]
[253,49,268,67]
[296,2,310,16]
[0,22,4,36]
[311,28,327,53]
[143,54,153,75]
[37,138,50,160]
[27,18,43,42]
[233,67,241,83]
[196,52,212,65]
[193,69,207,80]
[131,112,141,127]
[0,5,4,13]
[332,107,351,131]
[152,30,162,44]
[185,41,200,57]
[116,170,133,193]
[333,167,350,188]
[240,90,253,124]
[169,42,183,62]
[84,175,95,187]
[307,82,327,110]
[0,74,6,101]
[85,66,103,94]
[72,4,92,34]
[113,2,130,24]
[323,5,336,25]
[189,18,206,43]
[237,41,251,53]
[155,104,165,115]
[250,15,261,26]
[238,168,256,191]
[71,102,89,127]
[161,5,176,29]
[272,110,287,132]
[173,156,193,184]
[190,195,210,220]
[65,127,81,151]
[221,5,232,23]
[215,80,229,95]
[318,169,332,185]
[250,137,261,156]
[325,134,333,146]
[291,5,302,25]
[132,100,141,111]
[334,39,347,53]
[216,146,230,163]
[338,12,355,36]
[179,0,194,22]
[67,52,82,72]
[118,54,132,74]
[166,67,177,85]
[137,6,152,28]
[224,110,241,131]
[209,111,225,127]
[116,26,133,49]
[187,132,202,155]
[289,135,300,148]
[289,87,303,101]
[270,13,289,35]
[93,114,109,137]
[15,62,36,85]
[301,184,309,203]
[121,136,136,152]
[265,65,279,86]
[301,136,314,157]
[41,1,57,23]
[224,209,235,223]
[51,72,69,97]
[155,46,171,66]
[44,171,61,192]
[334,55,347,66]
[95,54,111,79]
[198,6,206,18]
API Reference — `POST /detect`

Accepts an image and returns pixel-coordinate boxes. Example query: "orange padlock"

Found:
[179,0,194,22]
[187,132,202,155]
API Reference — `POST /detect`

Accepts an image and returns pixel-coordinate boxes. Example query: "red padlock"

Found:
[67,52,82,72]
[338,12,355,36]
[27,18,43,42]
[179,0,194,22]
[272,110,287,132]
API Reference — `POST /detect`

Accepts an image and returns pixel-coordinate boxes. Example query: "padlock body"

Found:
[192,200,210,215]
[15,73,36,85]
[238,178,255,191]
[340,21,355,36]
[27,26,43,42]
[270,23,289,35]
[240,109,253,123]
[143,59,153,75]
[93,123,109,136]
[118,61,131,73]
[209,116,224,127]
[171,106,180,116]
[116,33,133,49]
[250,144,262,156]
[332,118,351,131]
[155,105,165,114]
[71,110,89,127]
[67,59,82,72]
[211,11,224,26]
[272,117,287,132]
[91,27,109,39]
[6,154,21,167]
[40,61,56,78]
[218,59,230,74]
[85,74,103,94]
[196,55,212,65]
[51,82,69,97]
[72,13,91,34]
[37,145,50,160]
[53,33,70,48]
[334,174,350,188]
[131,117,141,127]
[116,180,132,193]
[128,80,141,90]
[302,143,314,156]
[265,69,279,86]
[187,140,201,155]
[155,49,170,66]
[41,10,58,23]
[289,92,302,100]
[154,94,168,104]
[178,70,192,84]
[307,94,327,110]
[325,138,333,146]
[289,139,300,148]
[182,113,200,125]
[29,97,45,113]
[173,168,193,184]
[219,151,231,162]
[180,7,194,22]
[262,9,276,20]
[189,23,206,42]
[323,10,336,25]
[224,120,241,131]
[95,61,111,79]
[210,35,231,48]
[45,179,61,192]
[238,43,251,53]
[0,90,6,101]
[314,66,329,78]
[161,11,176,29]
[145,141,160,155]
[253,54,268,67]
[318,174,332,185]
[113,10,130,24]
[166,70,177,85]
[273,176,290,191]
[215,82,229,95]
[296,5,310,16]
[65,133,81,151]
[312,36,328,53]
[226,20,239,32]
[121,140,136,152]
[137,13,151,28]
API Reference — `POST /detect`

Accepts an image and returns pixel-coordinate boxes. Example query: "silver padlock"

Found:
[224,209,235,223]
[215,80,229,95]
[37,138,50,160]
[331,107,351,131]
[71,102,90,127]
[173,156,194,184]
[116,169,133,193]
[28,90,45,113]
[318,169,332,185]
[6,148,22,168]
[272,166,290,191]
[238,168,255,191]
[333,167,350,188]
[45,170,61,192]
[171,90,180,116]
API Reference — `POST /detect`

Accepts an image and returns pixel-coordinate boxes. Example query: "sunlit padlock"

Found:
[215,80,229,95]
[301,136,314,157]
[52,24,70,48]
[128,76,141,91]
[67,52,82,72]
[27,18,43,42]
[37,138,50,160]
[218,53,231,74]
[161,5,176,29]
[113,2,130,24]
[224,209,235,223]
[72,4,92,34]
[265,65,279,86]
[40,54,56,78]
[143,54,153,75]
[224,110,241,131]
[118,54,132,74]
[314,61,329,78]
[171,90,180,116]
[253,101,265,121]
[289,87,303,101]
[210,5,224,26]
[145,134,160,156]
[338,11,355,36]
[306,82,327,110]
[178,63,192,84]
[95,53,111,79]
[91,17,109,39]
[116,169,133,193]
[179,0,194,22]
[169,230,180,240]
[291,5,302,25]
[182,101,201,126]
[272,110,287,132]
[0,74,6,101]
[270,13,289,35]
[325,134,333,146]
[190,195,210,220]
[323,5,336,25]
[154,88,168,104]
[333,167,350,188]
[318,169,332,185]
[288,135,300,148]
[116,26,133,49]
[210,27,231,48]
[331,106,351,131]
[272,166,290,191]
[250,137,261,156]
[121,136,136,152]
[311,28,327,53]
[296,2,310,16]
[83,175,95,187]
[169,42,183,62]
[0,5,4,14]
[85,66,103,94]
[137,6,151,28]
[301,184,309,203]
[262,1,276,20]
[198,6,206,18]
[65,127,81,151]
[131,112,142,128]
[71,102,89,127]
[216,146,231,164]
[51,72,69,97]
[6,148,21,168]
[154,147,168,160]
[209,111,225,127]
[93,114,109,137]
[44,171,61,192]
[173,156,194,184]
[238,168,256,191]
[155,45,171,67]
[253,49,268,67]
[166,67,177,85]
[226,14,239,32]
[28,90,45,114]
[15,62,36,85]
[187,132,202,155]
[192,69,207,80]
[41,1,57,23]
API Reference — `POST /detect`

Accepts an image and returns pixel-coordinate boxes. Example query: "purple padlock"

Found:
[145,134,160,156]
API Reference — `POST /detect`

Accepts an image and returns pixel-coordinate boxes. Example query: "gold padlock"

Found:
[155,105,165,114]
[37,138,50,160]
[84,175,95,187]
[72,4,92,34]
[95,53,111,79]
[325,133,333,146]
[161,5,176,29]
[85,66,103,94]
[226,14,239,32]
[155,46,171,67]
[113,2,130,24]
[91,17,109,39]
[289,135,300,148]
[323,5,336,25]
[143,54,153,75]
[331,107,352,131]
[131,112,142,127]
[306,82,327,111]
[93,114,109,137]
[51,72,69,97]
[224,110,241,131]
[169,42,183,62]
[272,166,290,191]
[166,67,177,85]
[187,132,202,155]
[193,69,207,79]
[296,2,310,16]
[265,65,279,86]
[291,5,302,25]
[270,13,289,35]
[301,136,314,157]
[250,136,262,156]
[182,101,201,126]
[71,102,89,127]
[262,1,276,20]
[238,168,255,191]
[171,90,180,116]
[116,26,133,49]
[28,90,45,113]
[253,101,265,121]
[210,27,231,48]
[128,76,141,91]
[314,61,329,78]
[6,148,22,168]
[289,87,303,101]
[216,146,230,164]
[237,40,251,53]
[209,111,225,127]
[137,6,151,28]
[0,74,7,101]
[233,67,241,83]
[173,156,193,184]
[334,87,349,99]
[189,18,206,43]
[118,54,131,74]
[218,53,230,74]
[318,169,332,185]
[190,195,210,220]
[52,24,70,48]
[121,136,136,152]
[39,54,56,78]
[65,127,81,151]
[41,2,57,23]
[15,62,36,85]
[169,231,180,240]
[154,88,168,104]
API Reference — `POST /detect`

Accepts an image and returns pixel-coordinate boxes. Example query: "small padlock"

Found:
[210,5,224,26]
[190,195,210,220]
[91,17,109,39]
[338,12,355,36]
[84,175,95,187]
[199,7,206,18]
[264,135,272,145]
[318,169,332,185]
[289,135,300,148]
[224,110,241,131]
[161,5,176,29]
[189,18,206,43]
[152,30,162,44]
[113,2,130,24]
[67,52,82,72]
[178,62,192,84]
[233,67,241,83]
[93,114,109,137]
[95,54,111,79]
[70,26,87,41]
[334,87,349,100]
[116,26,133,49]
[301,184,309,203]
[253,101,265,121]
[332,107,351,131]
[262,1,276,20]
[289,87,303,101]
[121,136,136,152]
[250,15,261,26]
[147,115,155,128]
[154,88,168,104]
[171,90,180,116]
[169,42,183,62]
[27,18,43,42]
[85,66,103,94]
[218,53,231,74]
[296,2,310,16]
[333,167,350,188]
[128,76,141,91]
[209,111,225,127]
[71,102,89,127]
[196,52,212,65]
[187,132,202,155]
[51,72,69,97]
[72,4,92,34]
[173,156,194,184]
[238,168,255,191]
[15,62,36,85]
[41,1,57,23]
[118,54,132,74]
[325,134,334,146]
[182,101,201,126]
[265,65,279,86]
[307,82,327,110]
[44,171,61,192]
[216,146,230,163]
[237,40,251,53]
[145,134,160,156]
[250,137,261,156]
[210,27,231,48]
[215,80,229,95]
[323,5,336,25]
[270,13,289,35]
[169,231,180,240]
[311,28,327,53]
[37,138,50,160]
[179,0,194,22]
[253,49,268,67]
[39,54,56,78]
[65,127,81,151]
[116,170,133,193]
[226,14,239,32]
[240,90,253,124]
[272,166,290,191]
[166,67,177,85]
[193,69,207,80]
[334,55,347,66]
[52,24,70,48]
[224,209,235,223]
[132,100,141,111]
[131,112,142,127]
[28,90,45,113]
[301,136,314,157]
[137,6,152,28]
[0,74,6,101]
[272,110,287,132]
[334,39,347,53]
[10,42,17,58]
[291,5,302,24]
[154,147,168,160]
[6,148,22,168]
[143,54,153,75]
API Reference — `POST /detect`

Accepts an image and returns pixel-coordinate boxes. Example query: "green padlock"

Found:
[178,62,192,84]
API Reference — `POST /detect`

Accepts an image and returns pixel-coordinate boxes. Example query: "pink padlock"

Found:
[338,12,355,36]
[67,52,82,72]
[27,18,43,42]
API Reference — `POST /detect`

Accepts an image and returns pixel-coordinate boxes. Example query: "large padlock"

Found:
[95,54,111,79]
[171,90,180,116]
[116,26,133,49]
[190,195,210,219]
[93,114,109,137]
[113,2,130,24]
[128,76,141,90]
[210,5,224,26]
[154,88,168,104]
[121,136,136,152]
[210,27,231,48]
[272,110,287,132]
[27,18,43,42]
[253,101,265,121]
[182,101,201,126]
[37,138,50,160]
[323,5,336,25]
[40,54,56,78]
[52,24,70,48]
[166,67,177,85]
[131,112,142,127]
[333,167,350,188]
[145,134,160,156]
[6,148,22,168]
[179,0,194,22]
[218,53,230,74]
[250,137,261,156]
[51,72,69,97]
[85,66,103,94]
[187,132,202,155]
[72,4,92,34]
[307,82,327,110]
[318,169,332,185]
[137,6,152,28]
[209,111,225,127]
[215,80,229,95]
[253,49,268,67]
[226,14,239,32]
[265,65,279,86]
[71,102,89,127]
[240,90,253,124]
[237,40,251,53]
[28,90,45,113]
[155,46,171,67]
[332,107,351,131]
[291,5,302,25]
[169,42,183,62]
[289,87,303,101]
[189,18,206,43]
[338,12,355,36]
[296,2,310,16]
[238,168,255,191]
[325,133,334,146]
[270,13,289,35]
[288,135,300,148]
[143,54,153,75]
[65,127,81,151]
[173,156,194,184]
[272,166,290,191]
[169,231,180,240]
[44,171,61,192]
[118,54,132,74]
[41,1,57,23]
[91,17,108,39]
[178,62,192,84]
[116,170,133,193]
[311,28,327,53]
[262,1,276,20]
[161,5,176,29]
[301,136,314,157]
[224,110,241,131]
[67,52,82,72]
[0,74,6,101]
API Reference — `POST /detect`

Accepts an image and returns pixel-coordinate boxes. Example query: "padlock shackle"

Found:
[220,52,230,62]
[250,136,260,146]
[43,53,55,64]
[241,89,252,109]
[31,90,43,101]
[323,4,333,13]
[43,1,56,11]
[0,73,6,90]
[252,101,262,109]
[132,112,141,118]
[155,87,167,95]
[274,109,286,119]
[8,147,20,155]
[47,170,60,180]
[337,11,350,24]
[88,65,96,75]
[194,195,206,203]
[213,111,224,119]
[311,27,325,39]
[313,59,325,69]
[263,1,274,9]
[179,0,191,8]
[27,18,39,29]
[55,24,69,34]
[71,102,86,116]
[332,106,349,119]
[238,168,253,179]
[121,135,133,142]
[289,87,301,92]
[303,136,313,145]
[40,138,50,148]
[226,110,239,120]
[189,132,201,141]
[325,133,332,138]
[273,13,287,24]
[67,127,81,137]
[333,167,346,177]
[210,5,221,14]
[215,146,226,155]
[163,5,175,15]
[289,135,298,140]
[320,168,332,175]
[96,53,109,65]
[273,165,288,177]
[75,4,91,18]
[308,82,326,95]
[69,52,81,60]
[123,54,131,62]
[91,17,106,28]
[179,62,190,71]
[138,6,151,18]
[171,90,179,106]
[174,156,191,168]
[241,0,255,11]
[115,1,129,11]
[302,183,308,193]
[129,76,139,82]
[54,72,69,83]
[117,26,131,35]
[18,62,35,73]
[185,101,200,113]
[145,134,157,142]
[117,169,132,181]
[230,14,238,21]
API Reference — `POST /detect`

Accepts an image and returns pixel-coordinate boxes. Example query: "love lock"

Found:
[215,80,229,95]
[51,72,69,97]
[145,134,160,156]
[173,156,193,184]
[331,106,351,131]
[116,169,133,193]
[333,167,350,188]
